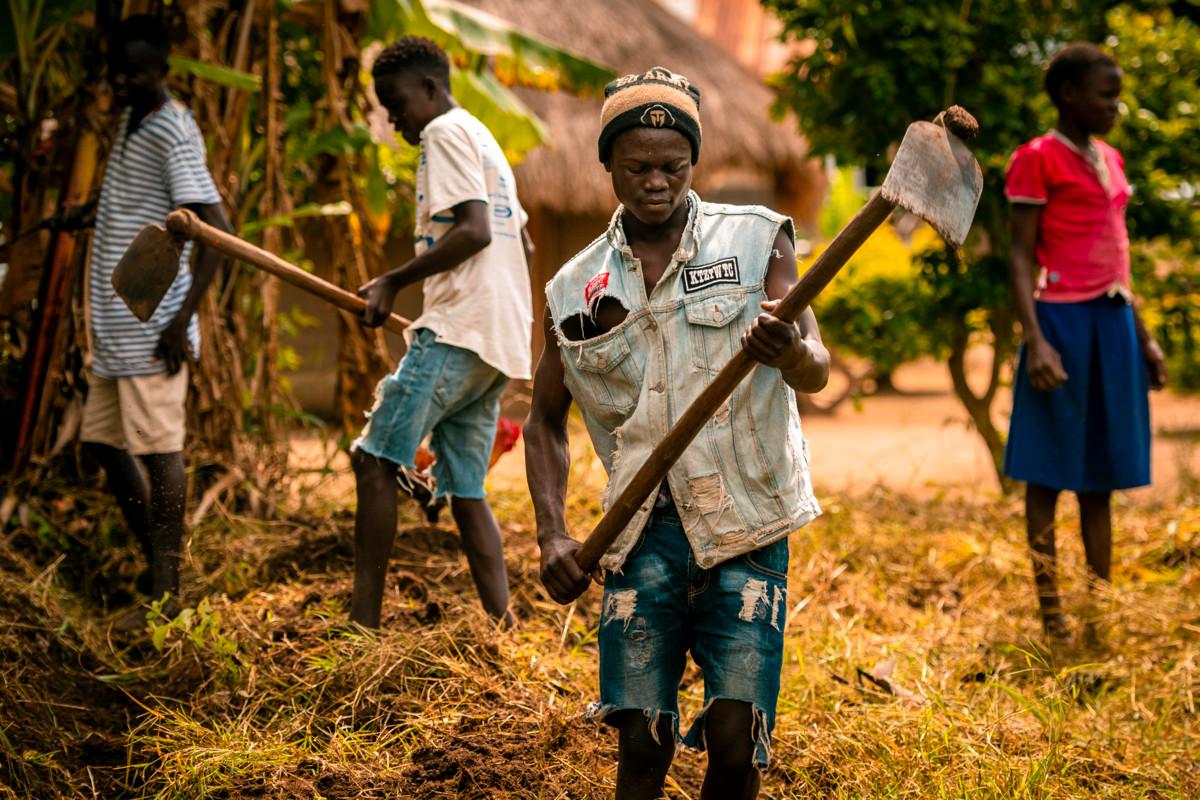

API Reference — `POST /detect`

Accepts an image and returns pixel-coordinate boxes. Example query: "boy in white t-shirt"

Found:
[351,37,533,629]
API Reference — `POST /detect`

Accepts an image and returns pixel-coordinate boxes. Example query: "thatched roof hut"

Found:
[462,0,824,225]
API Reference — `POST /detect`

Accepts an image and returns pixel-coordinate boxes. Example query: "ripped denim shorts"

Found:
[589,502,789,769]
[352,328,508,499]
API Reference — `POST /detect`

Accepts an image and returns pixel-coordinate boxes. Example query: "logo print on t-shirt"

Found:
[682,258,740,293]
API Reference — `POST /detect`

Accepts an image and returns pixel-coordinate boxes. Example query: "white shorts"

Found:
[80,367,188,455]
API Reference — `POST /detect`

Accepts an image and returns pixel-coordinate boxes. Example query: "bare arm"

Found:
[177,202,231,320]
[1009,203,1067,391]
[741,227,831,393]
[1009,204,1047,345]
[1131,301,1168,390]
[525,309,592,604]
[358,199,492,327]
[155,201,232,375]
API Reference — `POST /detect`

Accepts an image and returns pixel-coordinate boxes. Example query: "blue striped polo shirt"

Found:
[89,96,220,378]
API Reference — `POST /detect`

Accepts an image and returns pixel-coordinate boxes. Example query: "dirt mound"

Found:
[255,522,462,585]
[214,759,409,799]
[0,548,132,796]
[401,716,610,799]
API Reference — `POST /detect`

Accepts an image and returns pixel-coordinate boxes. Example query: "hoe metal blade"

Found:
[110,223,181,321]
[881,118,984,247]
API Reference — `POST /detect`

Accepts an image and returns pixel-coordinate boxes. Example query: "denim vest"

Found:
[546,193,821,571]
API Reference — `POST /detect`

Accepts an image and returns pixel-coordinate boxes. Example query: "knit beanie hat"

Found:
[598,67,702,164]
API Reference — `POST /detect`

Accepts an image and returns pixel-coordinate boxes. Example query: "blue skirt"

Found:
[1004,296,1151,492]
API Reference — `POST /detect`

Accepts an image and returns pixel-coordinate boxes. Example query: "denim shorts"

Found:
[352,328,508,499]
[590,503,789,769]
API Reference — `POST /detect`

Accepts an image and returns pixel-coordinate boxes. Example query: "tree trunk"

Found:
[945,315,1016,493]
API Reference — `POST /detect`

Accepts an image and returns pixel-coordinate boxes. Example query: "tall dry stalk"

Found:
[3,10,114,477]
[322,0,395,435]
[250,3,288,456]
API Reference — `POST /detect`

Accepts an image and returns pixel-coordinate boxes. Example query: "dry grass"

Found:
[0,444,1197,799]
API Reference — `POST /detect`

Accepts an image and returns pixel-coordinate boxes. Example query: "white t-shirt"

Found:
[410,107,533,381]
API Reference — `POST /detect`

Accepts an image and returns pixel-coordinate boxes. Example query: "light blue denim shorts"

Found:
[590,502,789,769]
[353,328,508,499]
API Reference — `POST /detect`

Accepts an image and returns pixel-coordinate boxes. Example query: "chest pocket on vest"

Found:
[685,293,747,374]
[567,331,641,413]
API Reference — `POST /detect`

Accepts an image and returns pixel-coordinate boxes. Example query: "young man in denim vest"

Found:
[525,68,830,799]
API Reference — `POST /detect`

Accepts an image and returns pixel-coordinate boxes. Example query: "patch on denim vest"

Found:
[585,271,611,317]
[682,257,739,293]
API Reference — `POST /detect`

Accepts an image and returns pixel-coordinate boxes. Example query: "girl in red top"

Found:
[1005,43,1167,642]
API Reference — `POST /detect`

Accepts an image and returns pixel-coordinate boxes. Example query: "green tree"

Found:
[1107,8,1200,392]
[765,0,1199,488]
[808,169,941,387]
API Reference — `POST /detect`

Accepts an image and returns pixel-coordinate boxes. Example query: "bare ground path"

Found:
[292,353,1199,506]
[799,356,1199,501]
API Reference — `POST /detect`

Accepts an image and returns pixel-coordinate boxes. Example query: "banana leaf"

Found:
[242,202,353,238]
[169,57,262,92]
[450,67,548,163]
[290,124,374,164]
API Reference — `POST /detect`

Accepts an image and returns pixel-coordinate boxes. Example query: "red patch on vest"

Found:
[584,272,610,308]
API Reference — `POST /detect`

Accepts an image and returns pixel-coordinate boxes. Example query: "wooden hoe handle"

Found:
[165,208,412,337]
[574,193,896,574]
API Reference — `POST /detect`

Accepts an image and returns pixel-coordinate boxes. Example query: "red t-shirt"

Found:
[1004,131,1132,303]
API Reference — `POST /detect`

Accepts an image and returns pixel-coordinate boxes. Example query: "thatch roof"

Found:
[462,0,812,215]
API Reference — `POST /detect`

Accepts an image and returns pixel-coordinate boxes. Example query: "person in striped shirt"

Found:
[60,15,232,626]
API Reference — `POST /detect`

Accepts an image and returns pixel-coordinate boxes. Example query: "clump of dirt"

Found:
[215,759,409,799]
[391,524,466,557]
[0,547,133,796]
[258,529,354,583]
[400,716,609,799]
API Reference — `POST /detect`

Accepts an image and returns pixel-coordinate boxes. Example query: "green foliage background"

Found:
[767,0,1199,407]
